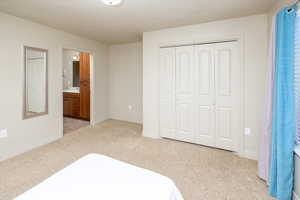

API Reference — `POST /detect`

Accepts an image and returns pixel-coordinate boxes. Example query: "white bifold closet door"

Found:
[194,44,216,147]
[175,46,195,142]
[159,41,241,152]
[159,48,176,139]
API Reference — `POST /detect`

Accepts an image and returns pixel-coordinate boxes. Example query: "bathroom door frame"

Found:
[59,47,96,136]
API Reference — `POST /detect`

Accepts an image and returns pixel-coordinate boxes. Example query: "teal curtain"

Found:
[269,6,297,200]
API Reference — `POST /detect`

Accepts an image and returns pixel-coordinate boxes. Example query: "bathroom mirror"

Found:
[23,46,48,119]
[72,61,80,87]
[63,50,80,93]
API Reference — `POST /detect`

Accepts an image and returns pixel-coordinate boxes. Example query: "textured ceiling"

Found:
[0,0,276,44]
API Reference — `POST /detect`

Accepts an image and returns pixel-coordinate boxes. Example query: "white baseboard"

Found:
[294,191,300,200]
[92,117,109,126]
[108,117,142,125]
[143,131,160,139]
[0,136,60,162]
[243,150,258,160]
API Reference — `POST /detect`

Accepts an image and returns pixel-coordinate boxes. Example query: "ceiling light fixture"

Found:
[101,0,123,6]
[72,55,79,61]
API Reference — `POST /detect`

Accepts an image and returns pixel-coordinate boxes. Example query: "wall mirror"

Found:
[63,50,80,92]
[72,60,80,87]
[23,46,48,119]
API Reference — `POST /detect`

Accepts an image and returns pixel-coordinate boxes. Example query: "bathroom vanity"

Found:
[63,91,80,118]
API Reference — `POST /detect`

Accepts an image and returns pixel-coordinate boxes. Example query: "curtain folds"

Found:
[258,16,276,183]
[295,12,300,144]
[269,6,297,200]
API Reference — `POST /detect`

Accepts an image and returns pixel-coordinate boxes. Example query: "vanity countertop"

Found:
[63,88,80,93]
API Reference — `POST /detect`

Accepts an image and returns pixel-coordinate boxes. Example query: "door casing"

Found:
[60,47,95,136]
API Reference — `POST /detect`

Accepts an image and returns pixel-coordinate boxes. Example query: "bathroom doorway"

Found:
[62,49,92,135]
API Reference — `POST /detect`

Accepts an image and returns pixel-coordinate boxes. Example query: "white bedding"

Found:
[15,154,184,200]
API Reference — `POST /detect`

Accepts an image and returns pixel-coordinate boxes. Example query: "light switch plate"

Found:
[245,128,251,136]
[0,129,8,138]
[128,105,133,110]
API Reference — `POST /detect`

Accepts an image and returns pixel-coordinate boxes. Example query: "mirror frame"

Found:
[23,46,49,119]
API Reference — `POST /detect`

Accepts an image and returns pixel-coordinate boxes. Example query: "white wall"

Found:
[143,14,269,160]
[0,12,109,161]
[108,42,143,124]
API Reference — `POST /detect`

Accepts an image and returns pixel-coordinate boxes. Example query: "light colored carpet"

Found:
[63,117,90,135]
[0,120,273,200]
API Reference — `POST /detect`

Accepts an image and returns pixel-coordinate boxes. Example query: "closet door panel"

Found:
[216,107,232,144]
[176,51,193,95]
[194,44,216,147]
[175,46,194,142]
[196,105,213,137]
[214,42,240,151]
[160,101,175,138]
[159,48,176,139]
[176,102,193,140]
[218,49,231,96]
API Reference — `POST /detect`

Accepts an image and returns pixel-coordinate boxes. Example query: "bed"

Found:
[15,154,184,200]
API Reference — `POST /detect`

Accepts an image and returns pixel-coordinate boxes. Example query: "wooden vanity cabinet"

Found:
[63,92,80,118]
[79,52,90,121]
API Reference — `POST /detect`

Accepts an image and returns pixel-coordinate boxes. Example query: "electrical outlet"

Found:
[128,105,133,110]
[245,128,251,136]
[0,129,8,138]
